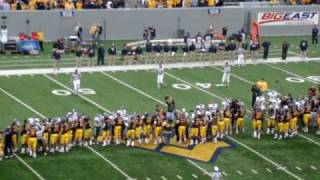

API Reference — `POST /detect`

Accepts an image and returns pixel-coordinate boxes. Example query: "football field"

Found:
[0,59,320,180]
[0,36,320,180]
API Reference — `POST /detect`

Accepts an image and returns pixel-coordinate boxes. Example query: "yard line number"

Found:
[52,88,96,96]
[286,76,320,83]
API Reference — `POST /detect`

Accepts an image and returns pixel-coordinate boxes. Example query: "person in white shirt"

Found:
[212,166,222,180]
[157,63,165,89]
[0,26,8,43]
[237,45,245,67]
[221,62,231,87]
[71,69,81,95]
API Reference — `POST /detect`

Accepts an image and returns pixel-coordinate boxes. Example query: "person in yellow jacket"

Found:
[207,0,216,7]
[0,130,4,161]
[256,78,268,92]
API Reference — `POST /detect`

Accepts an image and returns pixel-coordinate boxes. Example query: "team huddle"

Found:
[0,86,319,160]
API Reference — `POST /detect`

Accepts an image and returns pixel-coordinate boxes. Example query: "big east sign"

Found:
[257,12,319,26]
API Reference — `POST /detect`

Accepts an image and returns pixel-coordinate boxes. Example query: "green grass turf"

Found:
[0,58,320,179]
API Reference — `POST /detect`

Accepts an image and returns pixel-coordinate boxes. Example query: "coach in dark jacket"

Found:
[97,45,105,65]
[282,41,289,60]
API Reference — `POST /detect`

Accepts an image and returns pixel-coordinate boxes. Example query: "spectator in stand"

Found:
[38,29,45,51]
[2,1,10,10]
[65,0,75,9]
[106,0,113,8]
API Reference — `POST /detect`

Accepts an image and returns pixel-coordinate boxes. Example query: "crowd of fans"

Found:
[0,0,319,10]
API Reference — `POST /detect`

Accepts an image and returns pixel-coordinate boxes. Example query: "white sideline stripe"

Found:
[265,63,319,84]
[295,166,302,171]
[43,74,111,113]
[192,174,198,179]
[165,72,303,180]
[236,170,243,175]
[13,153,45,180]
[310,165,317,170]
[0,88,46,118]
[1,57,320,76]
[212,65,320,147]
[251,169,258,174]
[161,176,167,180]
[266,168,272,173]
[222,172,228,176]
[87,146,133,180]
[176,175,183,179]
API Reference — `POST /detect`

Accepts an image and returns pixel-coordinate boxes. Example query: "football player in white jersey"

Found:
[71,69,81,95]
[157,63,165,89]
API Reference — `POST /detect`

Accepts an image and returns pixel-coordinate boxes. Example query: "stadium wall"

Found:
[0,5,319,41]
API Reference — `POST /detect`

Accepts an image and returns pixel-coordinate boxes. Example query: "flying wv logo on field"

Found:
[134,139,234,163]
[257,11,319,26]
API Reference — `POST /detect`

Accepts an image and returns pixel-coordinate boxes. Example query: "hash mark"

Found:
[192,174,198,179]
[266,168,272,173]
[295,166,302,171]
[176,175,183,179]
[310,165,317,170]
[236,170,243,175]
[222,172,228,176]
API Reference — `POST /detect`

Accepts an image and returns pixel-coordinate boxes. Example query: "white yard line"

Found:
[0,88,46,118]
[211,65,320,147]
[164,72,303,180]
[102,70,302,180]
[101,72,212,177]
[87,146,133,180]
[265,63,319,84]
[11,74,133,179]
[13,153,45,180]
[1,85,133,180]
[0,89,45,179]
[187,159,212,177]
[43,74,111,113]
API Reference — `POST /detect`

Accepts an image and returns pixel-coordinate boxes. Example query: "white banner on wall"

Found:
[257,12,319,26]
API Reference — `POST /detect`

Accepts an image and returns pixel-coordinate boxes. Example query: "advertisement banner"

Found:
[257,12,319,26]
[20,40,40,55]
[251,21,260,43]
